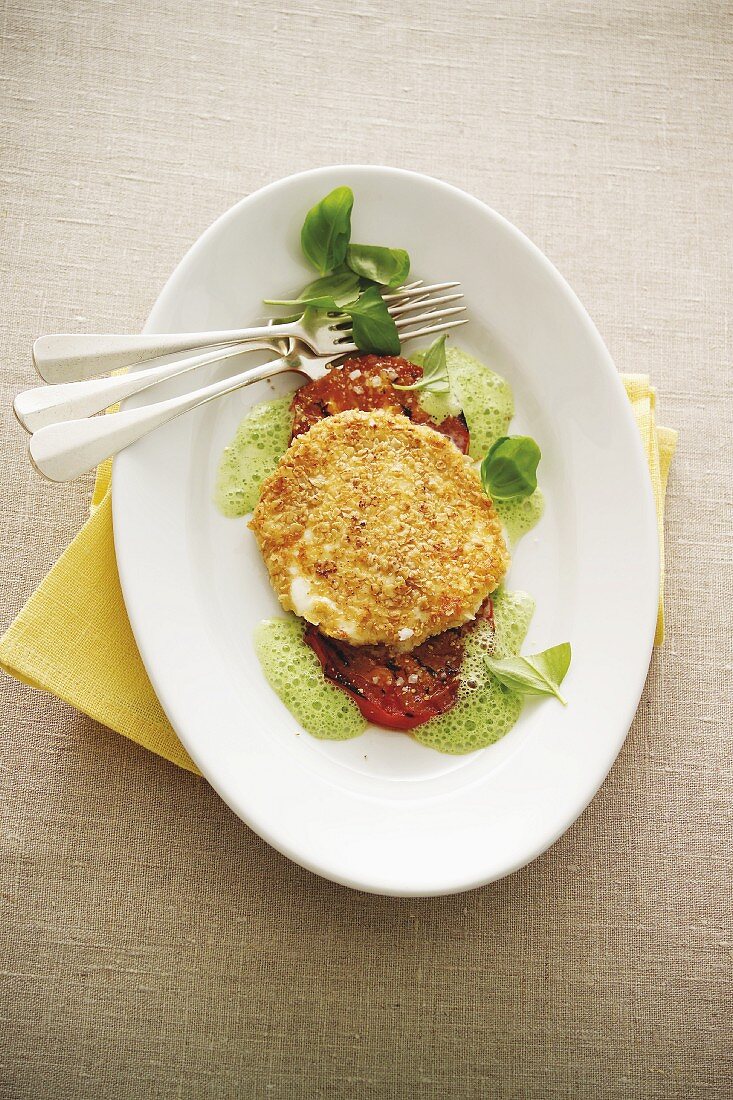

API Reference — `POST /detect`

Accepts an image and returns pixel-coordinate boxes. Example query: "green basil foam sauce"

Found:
[255,587,534,752]
[414,346,511,459]
[494,490,544,547]
[254,618,367,740]
[214,395,293,517]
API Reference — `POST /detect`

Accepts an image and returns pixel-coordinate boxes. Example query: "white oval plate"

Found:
[113,166,658,896]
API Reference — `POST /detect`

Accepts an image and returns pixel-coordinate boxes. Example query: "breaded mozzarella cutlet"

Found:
[250,409,509,650]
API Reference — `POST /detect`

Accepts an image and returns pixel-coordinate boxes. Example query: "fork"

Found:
[28,310,468,482]
[30,281,457,383]
[15,286,465,433]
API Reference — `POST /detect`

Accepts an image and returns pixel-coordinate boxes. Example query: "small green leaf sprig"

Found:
[393,333,451,396]
[264,187,409,355]
[485,642,571,704]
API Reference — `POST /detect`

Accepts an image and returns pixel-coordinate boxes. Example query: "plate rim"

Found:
[112,164,659,895]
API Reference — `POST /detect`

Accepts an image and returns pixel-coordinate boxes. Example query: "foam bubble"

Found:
[254,617,366,740]
[214,395,292,517]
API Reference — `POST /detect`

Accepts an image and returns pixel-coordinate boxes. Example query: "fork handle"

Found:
[29,354,293,482]
[33,327,297,383]
[15,340,277,433]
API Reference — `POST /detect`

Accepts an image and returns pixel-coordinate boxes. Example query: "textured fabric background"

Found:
[1,2,731,1097]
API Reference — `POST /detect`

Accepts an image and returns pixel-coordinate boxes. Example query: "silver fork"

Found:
[16,284,464,433]
[28,311,468,483]
[30,281,457,383]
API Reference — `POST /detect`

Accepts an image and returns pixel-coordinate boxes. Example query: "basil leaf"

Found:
[345,286,400,355]
[394,333,450,395]
[264,271,361,310]
[346,244,410,288]
[485,643,571,704]
[481,435,540,501]
[300,187,354,275]
[300,271,361,305]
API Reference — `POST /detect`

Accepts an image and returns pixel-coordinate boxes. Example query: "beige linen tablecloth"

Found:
[1,2,731,1097]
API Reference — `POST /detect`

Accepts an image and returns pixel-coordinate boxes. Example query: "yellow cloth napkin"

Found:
[0,376,676,773]
[1,458,199,773]
[622,375,678,645]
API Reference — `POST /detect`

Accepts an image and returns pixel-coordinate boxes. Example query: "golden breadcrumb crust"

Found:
[250,409,509,650]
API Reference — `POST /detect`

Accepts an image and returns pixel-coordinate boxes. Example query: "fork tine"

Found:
[381,280,423,301]
[398,317,469,343]
[408,281,460,294]
[394,305,467,330]
[383,280,459,303]
[388,292,464,318]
